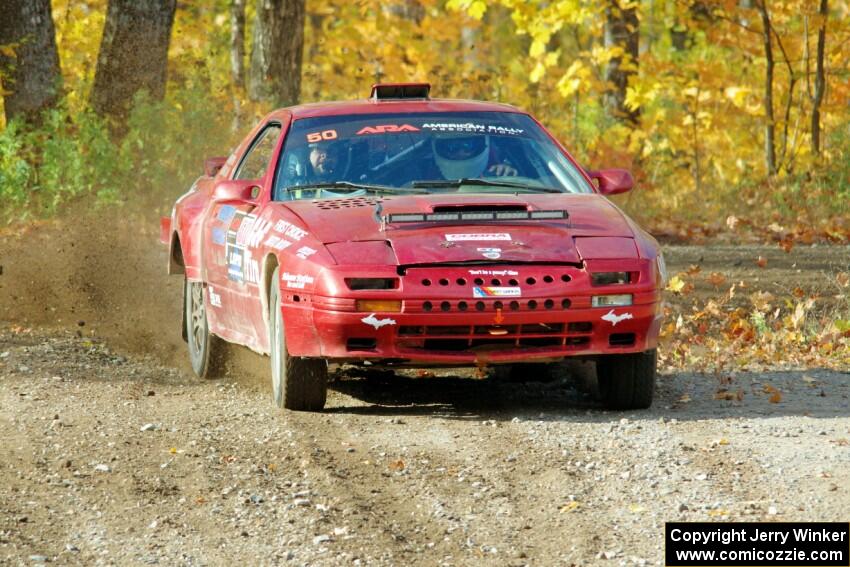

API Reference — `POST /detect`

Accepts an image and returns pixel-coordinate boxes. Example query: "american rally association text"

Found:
[669,527,848,547]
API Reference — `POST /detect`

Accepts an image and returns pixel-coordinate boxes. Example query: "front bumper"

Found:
[284,296,663,365]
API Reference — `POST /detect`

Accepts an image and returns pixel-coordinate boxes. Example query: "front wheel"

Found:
[596,350,656,410]
[184,277,226,378]
[269,267,327,411]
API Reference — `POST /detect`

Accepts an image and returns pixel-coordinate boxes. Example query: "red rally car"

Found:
[161,83,667,412]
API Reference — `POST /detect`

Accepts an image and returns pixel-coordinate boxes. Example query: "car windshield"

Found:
[273,111,593,200]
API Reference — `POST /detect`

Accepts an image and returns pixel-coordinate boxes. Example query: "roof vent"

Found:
[370,82,431,100]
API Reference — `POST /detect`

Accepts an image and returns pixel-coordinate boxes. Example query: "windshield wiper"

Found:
[411,178,563,193]
[284,182,427,194]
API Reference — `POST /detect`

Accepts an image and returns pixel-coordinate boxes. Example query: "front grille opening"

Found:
[544,299,555,310]
[520,323,564,334]
[562,298,572,309]
[458,301,468,311]
[566,337,590,347]
[475,301,485,311]
[424,339,469,351]
[609,333,636,346]
[347,338,377,351]
[430,325,470,336]
[440,301,451,312]
[519,337,562,347]
[509,301,520,310]
[399,326,425,336]
[527,300,538,310]
[423,301,433,312]
[346,277,398,290]
[568,322,593,333]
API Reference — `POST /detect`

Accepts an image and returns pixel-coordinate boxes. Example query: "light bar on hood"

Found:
[385,210,567,224]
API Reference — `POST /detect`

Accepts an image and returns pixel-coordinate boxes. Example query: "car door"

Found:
[204,123,282,339]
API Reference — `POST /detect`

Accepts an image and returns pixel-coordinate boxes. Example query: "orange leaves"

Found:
[714,389,744,401]
[763,384,782,404]
[756,256,768,268]
[706,272,727,288]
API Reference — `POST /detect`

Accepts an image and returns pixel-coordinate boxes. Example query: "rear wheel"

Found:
[596,350,656,410]
[185,277,226,378]
[269,267,327,411]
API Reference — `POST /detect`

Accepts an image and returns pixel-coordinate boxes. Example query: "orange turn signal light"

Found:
[355,300,402,313]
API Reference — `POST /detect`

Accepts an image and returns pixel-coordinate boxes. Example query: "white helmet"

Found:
[432,134,489,179]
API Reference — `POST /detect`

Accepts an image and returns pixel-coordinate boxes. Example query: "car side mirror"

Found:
[587,168,634,195]
[204,156,228,177]
[212,179,261,202]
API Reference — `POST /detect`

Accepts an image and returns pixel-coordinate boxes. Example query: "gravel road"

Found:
[1,217,848,565]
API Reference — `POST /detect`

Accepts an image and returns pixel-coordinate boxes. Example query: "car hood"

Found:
[278,193,636,265]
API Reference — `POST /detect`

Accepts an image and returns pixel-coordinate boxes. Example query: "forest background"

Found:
[1,0,848,244]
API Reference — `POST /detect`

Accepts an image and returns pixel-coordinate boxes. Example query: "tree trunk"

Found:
[0,0,62,124]
[90,0,176,123]
[230,0,246,89]
[811,0,827,156]
[756,0,776,175]
[603,0,640,125]
[248,0,306,108]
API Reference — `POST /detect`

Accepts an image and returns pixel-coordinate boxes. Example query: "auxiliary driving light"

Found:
[355,300,402,312]
[591,272,631,285]
[591,294,633,307]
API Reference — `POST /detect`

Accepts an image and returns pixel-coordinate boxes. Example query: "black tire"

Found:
[596,349,656,410]
[185,277,226,378]
[269,267,327,411]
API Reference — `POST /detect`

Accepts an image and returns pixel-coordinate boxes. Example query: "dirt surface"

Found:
[1,214,849,565]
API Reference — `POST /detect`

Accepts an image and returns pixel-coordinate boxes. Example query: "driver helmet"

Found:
[432,134,489,179]
[308,141,342,178]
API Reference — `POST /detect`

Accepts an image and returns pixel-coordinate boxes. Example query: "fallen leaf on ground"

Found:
[559,501,581,513]
[756,256,768,268]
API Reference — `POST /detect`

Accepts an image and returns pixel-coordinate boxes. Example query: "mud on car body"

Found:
[161,83,666,411]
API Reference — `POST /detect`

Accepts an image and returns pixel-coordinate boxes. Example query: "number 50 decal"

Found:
[306,130,338,143]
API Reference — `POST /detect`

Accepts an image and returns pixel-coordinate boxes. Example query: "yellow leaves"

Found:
[556,60,590,98]
[529,39,547,59]
[667,275,686,294]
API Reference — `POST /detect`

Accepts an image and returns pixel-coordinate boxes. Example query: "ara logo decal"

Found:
[601,310,633,326]
[477,247,501,260]
[361,313,397,329]
[473,286,521,298]
[356,124,420,135]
